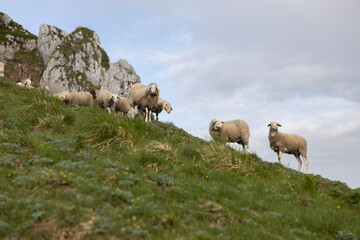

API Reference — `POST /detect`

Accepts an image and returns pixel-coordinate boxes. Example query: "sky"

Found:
[1,0,360,188]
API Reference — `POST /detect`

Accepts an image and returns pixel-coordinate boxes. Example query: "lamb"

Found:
[63,92,93,106]
[129,83,159,122]
[267,121,309,173]
[96,89,120,114]
[0,62,4,77]
[152,97,172,121]
[114,96,136,118]
[209,118,250,153]
[16,78,33,88]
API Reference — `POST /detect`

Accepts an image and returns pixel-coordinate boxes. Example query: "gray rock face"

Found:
[40,27,108,94]
[40,26,140,96]
[37,24,67,64]
[104,59,141,98]
[1,12,141,96]
[0,12,38,64]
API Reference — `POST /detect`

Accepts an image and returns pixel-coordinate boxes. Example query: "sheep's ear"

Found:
[221,121,224,124]
[277,123,282,127]
[267,123,271,127]
[171,107,173,111]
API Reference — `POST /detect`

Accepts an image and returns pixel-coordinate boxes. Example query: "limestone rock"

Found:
[0,12,38,63]
[1,12,141,96]
[104,59,141,98]
[40,27,110,94]
[0,12,45,84]
[37,24,67,64]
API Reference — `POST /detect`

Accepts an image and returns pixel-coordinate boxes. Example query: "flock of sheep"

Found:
[1,60,308,174]
[13,77,173,122]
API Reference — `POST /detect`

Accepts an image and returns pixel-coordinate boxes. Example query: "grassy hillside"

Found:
[0,77,359,240]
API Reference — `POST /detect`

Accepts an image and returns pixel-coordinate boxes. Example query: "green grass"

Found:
[0,77,359,239]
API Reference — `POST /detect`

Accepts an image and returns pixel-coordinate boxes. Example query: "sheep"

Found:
[96,89,120,114]
[63,92,93,106]
[114,96,136,118]
[267,121,309,173]
[53,91,70,100]
[0,62,4,77]
[152,97,173,121]
[209,118,250,153]
[129,83,159,122]
[16,78,33,88]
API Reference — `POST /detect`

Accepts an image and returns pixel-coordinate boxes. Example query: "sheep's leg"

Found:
[295,154,302,172]
[156,113,159,121]
[302,156,309,174]
[241,143,248,154]
[277,151,282,164]
[107,107,111,114]
[145,107,149,122]
[149,110,152,122]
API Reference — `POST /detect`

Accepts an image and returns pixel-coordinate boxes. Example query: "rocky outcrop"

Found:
[40,27,110,94]
[1,12,141,96]
[40,26,141,96]
[104,59,141,98]
[0,12,45,84]
[37,24,67,64]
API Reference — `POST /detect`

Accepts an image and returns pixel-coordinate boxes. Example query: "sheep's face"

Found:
[60,95,67,102]
[268,121,282,130]
[147,83,159,96]
[163,102,172,114]
[211,119,223,131]
[24,79,32,86]
[110,94,120,105]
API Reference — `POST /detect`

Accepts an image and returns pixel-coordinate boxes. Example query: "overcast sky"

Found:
[2,0,360,188]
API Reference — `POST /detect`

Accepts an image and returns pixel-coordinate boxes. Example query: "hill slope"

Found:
[0,76,359,239]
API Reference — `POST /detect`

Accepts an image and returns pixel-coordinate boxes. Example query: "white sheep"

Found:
[16,78,33,88]
[53,91,70,100]
[267,121,309,173]
[209,118,250,153]
[129,83,159,122]
[96,89,120,114]
[114,96,136,118]
[63,92,93,106]
[0,62,4,77]
[152,97,172,121]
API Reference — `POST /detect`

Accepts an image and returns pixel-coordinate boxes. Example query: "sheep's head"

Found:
[267,121,282,130]
[24,78,32,86]
[163,102,172,114]
[210,119,223,131]
[147,83,159,96]
[109,94,120,105]
[60,94,68,102]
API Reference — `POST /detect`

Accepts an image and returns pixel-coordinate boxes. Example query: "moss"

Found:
[0,12,37,43]
[99,46,110,71]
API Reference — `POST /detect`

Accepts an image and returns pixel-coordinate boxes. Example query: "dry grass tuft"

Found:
[146,141,176,160]
[32,114,65,131]
[85,124,133,151]
[201,143,250,174]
